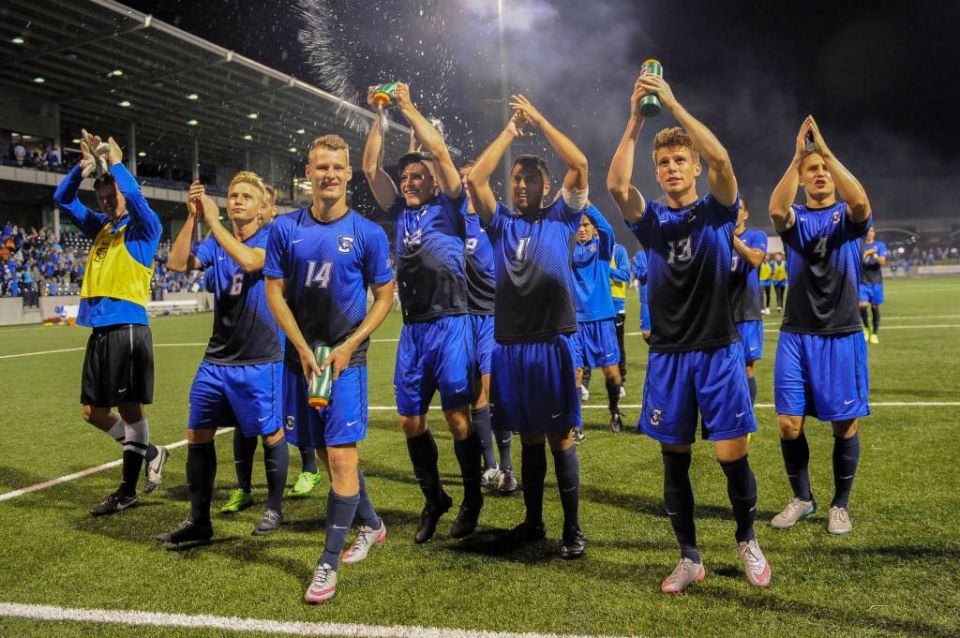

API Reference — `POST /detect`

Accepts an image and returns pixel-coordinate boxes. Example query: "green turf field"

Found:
[1,277,958,638]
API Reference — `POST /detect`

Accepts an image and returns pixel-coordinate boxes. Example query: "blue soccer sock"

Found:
[780,432,813,501]
[355,469,382,530]
[496,429,514,472]
[233,429,258,493]
[521,442,547,525]
[471,406,497,469]
[720,455,758,543]
[831,432,860,509]
[187,441,217,523]
[747,376,758,405]
[299,446,318,474]
[406,430,445,505]
[263,437,289,512]
[552,446,581,530]
[453,432,483,505]
[662,451,700,563]
[320,490,360,570]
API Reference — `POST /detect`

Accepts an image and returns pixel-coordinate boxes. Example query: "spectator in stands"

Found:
[14,143,26,166]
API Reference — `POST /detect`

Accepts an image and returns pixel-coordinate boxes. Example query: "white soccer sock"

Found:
[107,414,125,443]
[123,419,150,456]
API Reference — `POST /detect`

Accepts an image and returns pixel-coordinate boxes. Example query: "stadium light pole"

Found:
[497,0,511,194]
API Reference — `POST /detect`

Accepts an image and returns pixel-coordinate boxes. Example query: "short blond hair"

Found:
[264,184,276,203]
[228,170,266,197]
[309,134,350,164]
[652,127,699,165]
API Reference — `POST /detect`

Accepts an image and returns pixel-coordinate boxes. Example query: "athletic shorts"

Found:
[858,283,885,305]
[640,302,651,332]
[737,320,764,363]
[490,335,581,435]
[760,280,772,288]
[639,343,757,445]
[572,318,620,369]
[395,314,474,416]
[188,361,282,436]
[773,281,787,288]
[81,324,154,407]
[774,331,870,422]
[283,363,368,448]
[470,313,494,377]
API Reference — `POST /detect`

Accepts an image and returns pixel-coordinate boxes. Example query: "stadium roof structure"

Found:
[0,0,415,170]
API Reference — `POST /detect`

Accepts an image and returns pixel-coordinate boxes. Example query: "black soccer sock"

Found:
[871,304,880,334]
[581,366,591,391]
[606,377,621,414]
[662,451,699,563]
[453,432,483,505]
[747,376,758,405]
[859,306,869,329]
[764,287,771,308]
[320,490,360,570]
[356,469,382,529]
[520,442,547,525]
[831,432,860,509]
[263,437,289,512]
[776,286,785,307]
[406,430,445,505]
[720,455,758,544]
[300,446,318,474]
[552,446,581,530]
[496,429,514,472]
[144,443,159,463]
[233,429,258,493]
[780,432,813,501]
[119,450,145,497]
[471,406,497,469]
[187,442,217,523]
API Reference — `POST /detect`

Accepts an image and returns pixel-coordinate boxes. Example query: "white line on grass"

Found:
[0,602,645,638]
[622,324,960,337]
[0,342,211,359]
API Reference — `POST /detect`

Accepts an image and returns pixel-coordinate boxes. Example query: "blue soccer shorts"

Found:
[394,314,474,416]
[639,343,757,444]
[470,313,494,377]
[858,283,885,305]
[572,318,620,369]
[188,361,282,437]
[282,363,368,448]
[774,330,870,422]
[737,320,764,364]
[491,334,581,435]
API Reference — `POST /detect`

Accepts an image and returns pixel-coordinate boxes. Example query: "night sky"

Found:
[124,0,960,240]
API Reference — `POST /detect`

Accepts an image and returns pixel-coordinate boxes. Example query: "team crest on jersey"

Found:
[403,227,423,248]
[284,415,295,431]
[589,244,598,254]
[650,408,663,427]
[832,211,841,224]
[337,235,355,253]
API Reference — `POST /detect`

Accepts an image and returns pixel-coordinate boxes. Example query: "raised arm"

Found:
[167,183,203,272]
[733,235,766,268]
[394,83,461,200]
[466,114,523,225]
[53,164,104,238]
[266,276,320,381]
[198,193,264,272]
[510,94,587,195]
[105,138,161,239]
[638,73,737,207]
[608,75,648,224]
[806,116,871,224]
[362,92,399,211]
[769,120,807,233]
[583,204,615,259]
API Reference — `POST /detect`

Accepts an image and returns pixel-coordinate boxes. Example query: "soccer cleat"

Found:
[414,493,453,544]
[609,412,623,433]
[220,489,254,514]
[619,385,627,398]
[252,509,283,536]
[480,465,501,488]
[559,524,586,559]
[287,471,323,498]
[579,386,590,402]
[827,506,853,535]
[497,469,519,496]
[771,497,817,529]
[777,306,783,313]
[144,446,170,494]
[572,428,586,444]
[737,539,772,588]
[450,498,483,539]
[156,517,213,545]
[304,563,337,604]
[869,333,879,345]
[342,522,387,564]
[661,558,706,594]
[90,491,139,516]
[507,520,547,545]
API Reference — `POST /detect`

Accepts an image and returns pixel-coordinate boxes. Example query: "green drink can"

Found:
[639,59,663,118]
[308,345,333,409]
[372,82,399,109]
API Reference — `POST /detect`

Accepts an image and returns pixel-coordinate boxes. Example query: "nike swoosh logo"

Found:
[551,413,562,419]
[217,256,224,260]
[258,416,269,422]
[736,411,746,418]
[292,239,304,244]
[454,386,467,393]
[118,387,127,393]
[844,399,855,405]
[346,420,359,427]
[331,525,348,530]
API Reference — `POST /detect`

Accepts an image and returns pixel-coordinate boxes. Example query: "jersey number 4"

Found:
[667,237,692,265]
[305,260,332,288]
[812,237,828,259]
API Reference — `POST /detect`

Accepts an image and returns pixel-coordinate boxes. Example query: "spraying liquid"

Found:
[377,103,390,134]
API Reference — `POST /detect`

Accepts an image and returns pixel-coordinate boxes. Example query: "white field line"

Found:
[623,324,960,337]
[0,428,233,503]
[0,602,644,638]
[0,342,209,360]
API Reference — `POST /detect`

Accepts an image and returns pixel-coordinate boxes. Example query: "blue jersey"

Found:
[464,206,496,316]
[387,192,468,324]
[610,243,630,313]
[484,197,584,343]
[572,204,616,322]
[780,202,869,335]
[264,208,393,368]
[194,229,280,365]
[861,239,886,285]
[628,193,740,353]
[631,249,649,304]
[730,228,768,322]
[53,163,162,327]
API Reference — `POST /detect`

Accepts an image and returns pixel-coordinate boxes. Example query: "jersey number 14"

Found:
[305,260,332,288]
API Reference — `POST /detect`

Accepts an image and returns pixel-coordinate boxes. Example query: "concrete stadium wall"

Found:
[0,297,24,326]
[0,292,214,326]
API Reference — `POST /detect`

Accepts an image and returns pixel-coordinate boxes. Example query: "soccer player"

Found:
[859,226,886,344]
[363,82,483,543]
[572,204,624,435]
[52,132,169,516]
[466,95,588,560]
[608,71,770,592]
[158,174,288,542]
[771,252,788,312]
[459,160,518,496]
[631,248,651,340]
[768,115,871,536]
[580,241,631,403]
[730,197,768,405]
[265,135,393,604]
[759,255,773,314]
